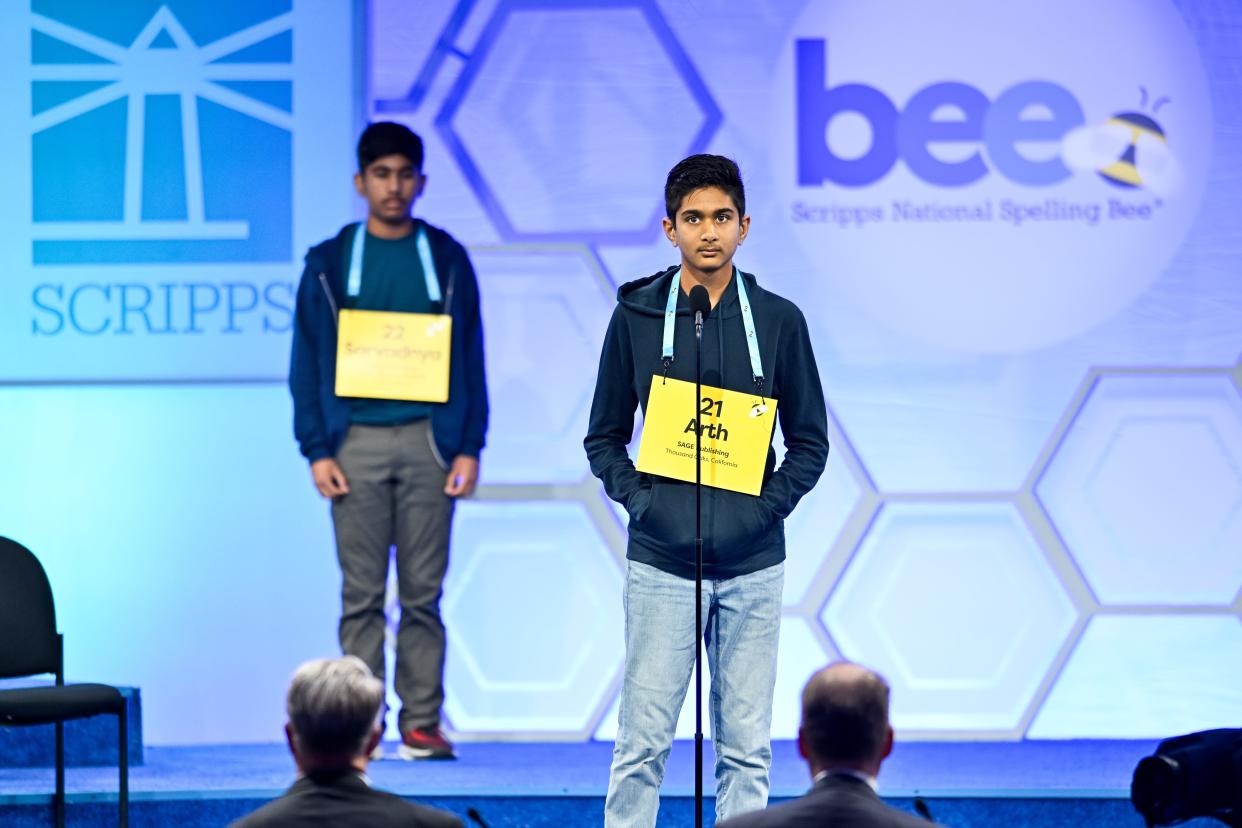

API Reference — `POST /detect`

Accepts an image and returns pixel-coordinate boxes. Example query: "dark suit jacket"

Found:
[229,769,464,828]
[716,772,931,828]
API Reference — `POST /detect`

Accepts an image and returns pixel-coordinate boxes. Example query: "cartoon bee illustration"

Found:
[1061,87,1182,197]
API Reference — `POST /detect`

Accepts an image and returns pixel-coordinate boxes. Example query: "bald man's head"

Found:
[800,663,892,771]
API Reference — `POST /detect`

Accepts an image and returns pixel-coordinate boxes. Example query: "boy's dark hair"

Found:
[357,121,424,173]
[664,154,745,221]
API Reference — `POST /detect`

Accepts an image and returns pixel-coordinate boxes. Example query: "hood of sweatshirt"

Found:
[616,265,754,321]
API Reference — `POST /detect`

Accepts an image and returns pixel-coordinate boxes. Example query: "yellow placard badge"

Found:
[635,375,777,496]
[334,309,452,402]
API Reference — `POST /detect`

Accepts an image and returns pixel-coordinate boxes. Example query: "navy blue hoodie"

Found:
[289,221,488,467]
[585,267,829,580]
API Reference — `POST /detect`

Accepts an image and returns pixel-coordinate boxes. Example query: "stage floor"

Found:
[0,738,1160,798]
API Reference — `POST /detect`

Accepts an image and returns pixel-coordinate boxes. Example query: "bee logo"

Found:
[1062,87,1182,197]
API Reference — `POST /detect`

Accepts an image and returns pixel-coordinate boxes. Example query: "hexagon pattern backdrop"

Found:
[1,0,1240,747]
[371,0,1242,743]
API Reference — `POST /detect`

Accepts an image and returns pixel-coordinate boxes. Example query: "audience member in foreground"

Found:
[717,662,930,827]
[230,657,463,828]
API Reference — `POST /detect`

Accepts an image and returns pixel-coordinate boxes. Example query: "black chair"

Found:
[0,536,128,827]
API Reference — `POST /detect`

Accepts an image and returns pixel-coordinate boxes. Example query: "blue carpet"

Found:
[0,739,1227,827]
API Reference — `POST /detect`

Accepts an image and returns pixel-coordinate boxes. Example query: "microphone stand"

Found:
[693,303,704,828]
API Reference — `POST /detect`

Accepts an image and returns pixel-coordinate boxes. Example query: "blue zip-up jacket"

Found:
[585,267,829,580]
[289,221,488,467]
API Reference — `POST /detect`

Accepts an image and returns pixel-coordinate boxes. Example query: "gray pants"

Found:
[331,420,453,733]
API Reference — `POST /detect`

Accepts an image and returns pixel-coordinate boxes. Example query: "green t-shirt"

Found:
[344,229,436,425]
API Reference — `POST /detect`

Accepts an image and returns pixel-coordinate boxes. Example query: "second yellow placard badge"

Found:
[334,223,451,403]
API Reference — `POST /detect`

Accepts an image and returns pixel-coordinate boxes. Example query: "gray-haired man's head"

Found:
[286,656,384,760]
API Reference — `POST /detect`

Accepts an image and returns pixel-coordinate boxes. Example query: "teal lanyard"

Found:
[661,267,765,393]
[346,223,443,304]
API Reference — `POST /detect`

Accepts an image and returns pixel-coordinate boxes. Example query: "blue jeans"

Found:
[605,559,784,827]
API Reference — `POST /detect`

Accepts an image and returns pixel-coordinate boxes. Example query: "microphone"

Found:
[685,280,711,828]
[689,284,711,338]
[913,796,935,822]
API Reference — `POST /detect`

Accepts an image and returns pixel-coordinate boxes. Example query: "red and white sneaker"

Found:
[398,726,455,760]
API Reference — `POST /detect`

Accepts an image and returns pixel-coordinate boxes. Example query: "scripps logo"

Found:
[796,40,1181,195]
[30,2,294,264]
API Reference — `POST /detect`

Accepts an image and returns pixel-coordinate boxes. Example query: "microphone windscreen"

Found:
[688,284,711,320]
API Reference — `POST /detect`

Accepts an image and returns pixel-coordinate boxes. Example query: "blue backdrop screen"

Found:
[2,0,1241,745]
